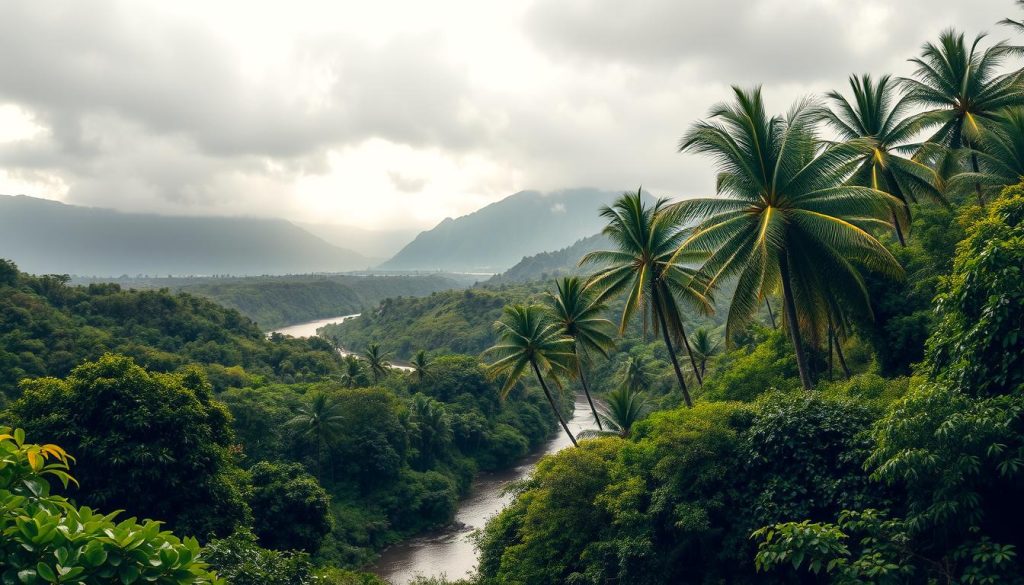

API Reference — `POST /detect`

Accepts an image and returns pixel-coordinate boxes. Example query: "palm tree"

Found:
[410,350,431,382]
[340,355,367,388]
[947,107,1024,202]
[364,343,391,383]
[547,276,616,430]
[484,304,579,447]
[577,386,651,440]
[581,189,713,407]
[823,74,946,245]
[1000,1,1024,33]
[689,327,721,379]
[620,355,651,393]
[677,87,903,390]
[900,30,1024,206]
[287,393,346,480]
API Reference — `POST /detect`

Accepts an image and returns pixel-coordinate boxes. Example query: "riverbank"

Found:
[370,394,598,584]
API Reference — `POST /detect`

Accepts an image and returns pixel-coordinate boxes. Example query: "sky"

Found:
[0,1,1016,230]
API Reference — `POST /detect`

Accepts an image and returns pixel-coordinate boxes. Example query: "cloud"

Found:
[0,0,1016,229]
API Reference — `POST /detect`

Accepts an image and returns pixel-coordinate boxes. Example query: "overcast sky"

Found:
[0,1,1016,230]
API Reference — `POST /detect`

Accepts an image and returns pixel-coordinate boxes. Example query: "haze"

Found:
[0,0,1010,230]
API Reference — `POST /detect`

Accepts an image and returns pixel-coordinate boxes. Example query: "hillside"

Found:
[379,188,630,272]
[295,222,418,260]
[0,195,372,276]
[487,233,610,284]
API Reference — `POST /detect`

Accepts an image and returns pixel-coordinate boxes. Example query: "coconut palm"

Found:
[577,386,651,440]
[676,86,903,390]
[689,327,721,379]
[947,107,1024,201]
[484,304,579,447]
[1000,1,1024,34]
[620,355,651,393]
[287,393,346,480]
[823,74,946,245]
[900,30,1024,206]
[364,343,391,383]
[547,276,616,430]
[581,189,713,407]
[339,355,367,388]
[410,350,431,382]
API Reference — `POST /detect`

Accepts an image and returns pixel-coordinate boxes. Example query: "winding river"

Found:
[270,315,598,583]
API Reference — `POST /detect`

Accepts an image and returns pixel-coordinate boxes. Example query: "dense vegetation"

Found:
[0,263,349,396]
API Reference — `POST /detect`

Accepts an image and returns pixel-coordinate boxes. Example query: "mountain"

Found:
[487,233,611,284]
[0,195,373,276]
[379,188,630,273]
[295,222,418,261]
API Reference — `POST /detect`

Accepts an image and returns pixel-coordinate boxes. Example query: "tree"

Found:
[0,427,220,584]
[577,386,651,439]
[340,355,368,388]
[901,29,1024,206]
[408,393,453,468]
[1001,0,1024,33]
[620,355,652,392]
[677,87,903,390]
[287,392,346,480]
[7,354,248,538]
[484,304,579,447]
[248,461,333,553]
[582,189,713,406]
[823,74,946,245]
[689,327,721,379]
[547,276,616,430]
[364,343,391,383]
[410,350,431,382]
[948,107,1024,204]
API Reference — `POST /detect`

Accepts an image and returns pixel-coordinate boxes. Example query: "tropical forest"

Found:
[2,2,1024,585]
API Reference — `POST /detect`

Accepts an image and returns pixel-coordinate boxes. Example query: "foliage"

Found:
[0,427,221,584]
[0,262,346,396]
[6,354,248,538]
[248,461,333,553]
[203,529,314,585]
[699,327,799,401]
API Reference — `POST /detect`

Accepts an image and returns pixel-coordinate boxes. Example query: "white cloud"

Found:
[0,0,1016,229]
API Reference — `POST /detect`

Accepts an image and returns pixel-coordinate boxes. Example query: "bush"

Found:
[0,427,220,584]
[203,529,314,585]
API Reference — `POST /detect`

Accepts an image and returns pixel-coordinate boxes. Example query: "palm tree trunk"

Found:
[971,152,985,208]
[651,286,693,407]
[766,298,777,329]
[531,359,578,447]
[834,328,851,380]
[576,359,603,430]
[678,323,704,387]
[779,254,813,390]
[827,317,834,381]
[891,209,906,247]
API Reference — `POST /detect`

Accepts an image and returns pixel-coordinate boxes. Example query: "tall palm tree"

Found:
[364,343,391,383]
[689,327,721,379]
[947,107,1024,201]
[620,355,651,393]
[900,30,1024,206]
[410,350,431,383]
[547,276,616,430]
[484,304,579,447]
[823,74,946,245]
[676,87,903,390]
[581,189,713,407]
[577,386,651,440]
[287,393,346,480]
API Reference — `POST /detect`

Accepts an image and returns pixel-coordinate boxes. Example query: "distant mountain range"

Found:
[488,233,611,284]
[379,188,630,273]
[295,222,419,261]
[0,195,373,276]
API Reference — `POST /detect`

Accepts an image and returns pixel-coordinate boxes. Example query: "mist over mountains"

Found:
[0,195,373,276]
[380,188,633,273]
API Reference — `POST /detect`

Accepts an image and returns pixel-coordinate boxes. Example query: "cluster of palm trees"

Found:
[485,19,1024,442]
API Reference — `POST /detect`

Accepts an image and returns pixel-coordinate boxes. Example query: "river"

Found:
[270,315,600,584]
